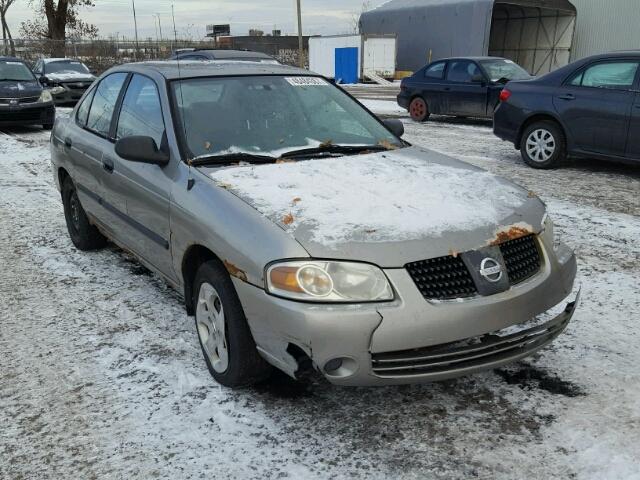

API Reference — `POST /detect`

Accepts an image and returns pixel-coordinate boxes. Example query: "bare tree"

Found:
[21,0,98,56]
[350,0,372,34]
[0,0,17,56]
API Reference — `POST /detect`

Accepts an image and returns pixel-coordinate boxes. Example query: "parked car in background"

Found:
[51,61,578,388]
[32,58,96,105]
[170,49,280,64]
[0,56,55,129]
[398,57,532,121]
[494,51,640,169]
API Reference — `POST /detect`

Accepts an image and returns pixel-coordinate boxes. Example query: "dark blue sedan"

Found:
[397,56,532,121]
[494,51,640,169]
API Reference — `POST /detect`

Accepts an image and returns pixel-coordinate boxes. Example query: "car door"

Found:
[104,73,176,280]
[443,60,488,117]
[67,73,128,227]
[553,59,638,157]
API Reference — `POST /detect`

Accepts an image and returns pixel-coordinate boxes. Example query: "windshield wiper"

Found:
[280,144,390,159]
[0,78,33,82]
[189,152,278,166]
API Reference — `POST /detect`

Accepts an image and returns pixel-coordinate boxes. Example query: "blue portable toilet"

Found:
[334,47,359,84]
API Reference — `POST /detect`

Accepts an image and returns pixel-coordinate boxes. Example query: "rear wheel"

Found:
[193,260,272,387]
[61,177,107,250]
[520,120,566,169]
[409,97,430,122]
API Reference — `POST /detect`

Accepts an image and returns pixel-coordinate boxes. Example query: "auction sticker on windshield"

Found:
[285,77,328,87]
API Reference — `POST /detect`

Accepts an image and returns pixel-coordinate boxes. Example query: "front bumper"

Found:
[235,238,578,387]
[0,103,55,126]
[51,84,89,104]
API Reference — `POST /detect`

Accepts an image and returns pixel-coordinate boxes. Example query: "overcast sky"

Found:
[6,0,388,39]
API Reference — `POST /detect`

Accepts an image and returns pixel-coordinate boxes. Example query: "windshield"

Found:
[0,61,35,81]
[171,75,403,159]
[480,59,531,82]
[46,60,90,75]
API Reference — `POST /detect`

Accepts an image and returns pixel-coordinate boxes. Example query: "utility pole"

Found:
[131,0,140,60]
[156,14,164,42]
[296,0,304,68]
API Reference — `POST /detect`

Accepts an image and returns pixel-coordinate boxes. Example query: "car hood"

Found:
[0,80,42,98]
[46,71,95,83]
[203,147,546,267]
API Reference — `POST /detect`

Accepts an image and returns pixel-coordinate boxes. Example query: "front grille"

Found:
[371,311,571,377]
[405,255,478,300]
[0,96,40,105]
[500,235,541,285]
[65,83,89,90]
[406,234,542,301]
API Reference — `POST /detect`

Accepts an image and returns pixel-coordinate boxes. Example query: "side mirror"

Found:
[115,136,170,166]
[384,118,404,138]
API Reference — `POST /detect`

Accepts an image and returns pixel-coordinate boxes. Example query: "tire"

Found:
[61,177,107,250]
[409,96,430,122]
[520,120,566,169]
[43,124,53,131]
[193,260,272,387]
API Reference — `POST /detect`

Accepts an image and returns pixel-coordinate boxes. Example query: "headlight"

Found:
[49,86,65,95]
[38,90,53,103]
[266,260,394,303]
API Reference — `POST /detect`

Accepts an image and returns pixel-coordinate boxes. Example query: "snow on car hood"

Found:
[207,147,545,264]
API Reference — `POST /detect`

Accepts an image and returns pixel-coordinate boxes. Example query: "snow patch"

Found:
[210,151,527,246]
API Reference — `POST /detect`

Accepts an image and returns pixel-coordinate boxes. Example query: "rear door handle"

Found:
[102,157,114,173]
[64,138,72,148]
[558,94,575,101]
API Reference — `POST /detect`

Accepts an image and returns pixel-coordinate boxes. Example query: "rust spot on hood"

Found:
[282,213,295,225]
[378,139,398,150]
[224,260,248,282]
[292,197,302,205]
[489,223,534,246]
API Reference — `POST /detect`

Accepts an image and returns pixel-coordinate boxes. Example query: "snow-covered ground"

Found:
[1,102,639,479]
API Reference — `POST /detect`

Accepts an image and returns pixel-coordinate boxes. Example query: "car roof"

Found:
[42,58,82,63]
[0,56,26,63]
[111,60,310,80]
[177,49,274,60]
[433,56,511,62]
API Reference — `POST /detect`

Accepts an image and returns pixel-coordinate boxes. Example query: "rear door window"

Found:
[424,62,446,79]
[86,73,128,137]
[116,74,165,147]
[569,61,640,89]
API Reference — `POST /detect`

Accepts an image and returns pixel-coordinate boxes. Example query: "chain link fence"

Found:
[3,38,308,73]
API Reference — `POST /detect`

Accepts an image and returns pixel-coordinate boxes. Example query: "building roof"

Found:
[117,60,309,80]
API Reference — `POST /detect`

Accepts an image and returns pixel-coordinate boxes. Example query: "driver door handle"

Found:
[64,138,72,148]
[102,157,114,173]
[558,94,576,101]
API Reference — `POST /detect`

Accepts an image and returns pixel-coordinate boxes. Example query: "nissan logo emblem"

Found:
[479,258,503,283]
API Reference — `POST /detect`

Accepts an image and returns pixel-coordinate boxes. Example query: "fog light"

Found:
[324,358,343,374]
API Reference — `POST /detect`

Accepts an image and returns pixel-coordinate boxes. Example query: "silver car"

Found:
[50,61,579,387]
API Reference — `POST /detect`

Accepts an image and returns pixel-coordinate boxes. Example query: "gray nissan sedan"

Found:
[50,61,579,387]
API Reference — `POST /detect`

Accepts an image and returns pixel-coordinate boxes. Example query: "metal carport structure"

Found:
[360,0,577,74]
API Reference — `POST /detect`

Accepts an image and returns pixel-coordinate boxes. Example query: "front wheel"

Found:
[409,97,430,122]
[520,121,566,169]
[193,260,272,387]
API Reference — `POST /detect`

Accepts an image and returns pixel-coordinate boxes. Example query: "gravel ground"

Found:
[1,102,639,480]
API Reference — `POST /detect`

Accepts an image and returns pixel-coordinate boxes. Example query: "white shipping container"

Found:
[309,35,397,81]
